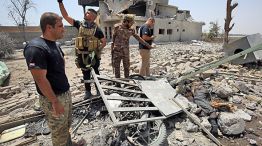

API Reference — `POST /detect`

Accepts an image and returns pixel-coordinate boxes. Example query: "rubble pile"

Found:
[1,41,262,145]
[0,76,87,125]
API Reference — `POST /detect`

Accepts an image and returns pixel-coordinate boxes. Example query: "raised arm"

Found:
[58,0,74,25]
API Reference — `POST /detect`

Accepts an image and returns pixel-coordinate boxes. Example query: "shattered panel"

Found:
[137,79,190,117]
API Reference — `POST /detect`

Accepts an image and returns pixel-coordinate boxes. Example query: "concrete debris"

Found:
[212,80,234,99]
[233,81,250,94]
[246,102,258,110]
[249,139,257,145]
[174,130,184,142]
[234,109,252,121]
[1,41,262,146]
[186,119,199,132]
[201,117,212,131]
[218,112,246,135]
[232,96,242,104]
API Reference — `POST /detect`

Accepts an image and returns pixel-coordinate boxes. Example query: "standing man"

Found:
[139,17,155,76]
[58,0,106,99]
[24,12,72,146]
[111,15,152,80]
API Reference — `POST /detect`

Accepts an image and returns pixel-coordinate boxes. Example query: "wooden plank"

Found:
[98,76,137,87]
[105,95,151,102]
[101,85,144,94]
[114,116,166,126]
[137,79,190,117]
[0,114,45,133]
[112,107,158,112]
[91,69,118,123]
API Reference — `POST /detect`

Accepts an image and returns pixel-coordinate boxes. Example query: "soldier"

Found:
[111,15,152,80]
[24,12,73,146]
[58,0,106,99]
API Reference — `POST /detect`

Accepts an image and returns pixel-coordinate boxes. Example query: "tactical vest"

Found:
[75,22,101,69]
[75,22,100,52]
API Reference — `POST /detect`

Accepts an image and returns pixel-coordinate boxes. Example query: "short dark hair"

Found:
[87,8,97,15]
[40,12,61,33]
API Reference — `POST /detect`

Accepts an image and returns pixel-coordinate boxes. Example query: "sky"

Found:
[0,0,261,35]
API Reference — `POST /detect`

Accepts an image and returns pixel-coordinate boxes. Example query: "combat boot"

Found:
[84,90,92,100]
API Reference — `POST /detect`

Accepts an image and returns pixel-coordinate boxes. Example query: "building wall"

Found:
[152,19,202,42]
[0,26,78,49]
[99,0,203,43]
[180,21,203,41]
[157,4,178,17]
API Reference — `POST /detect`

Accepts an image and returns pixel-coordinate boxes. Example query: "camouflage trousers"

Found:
[112,47,130,78]
[39,91,72,146]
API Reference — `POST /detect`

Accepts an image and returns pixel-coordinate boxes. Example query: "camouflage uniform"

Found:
[39,91,72,146]
[112,15,151,78]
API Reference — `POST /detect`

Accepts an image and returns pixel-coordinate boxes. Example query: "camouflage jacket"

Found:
[112,23,151,48]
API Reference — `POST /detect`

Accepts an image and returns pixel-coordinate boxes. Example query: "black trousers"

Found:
[81,56,100,92]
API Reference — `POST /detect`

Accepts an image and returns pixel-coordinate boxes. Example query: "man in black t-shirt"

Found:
[24,12,73,146]
[139,17,155,76]
[58,0,106,99]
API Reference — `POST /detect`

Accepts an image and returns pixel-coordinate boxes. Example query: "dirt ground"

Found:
[2,43,262,146]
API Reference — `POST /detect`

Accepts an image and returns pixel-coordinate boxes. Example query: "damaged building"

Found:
[81,0,204,42]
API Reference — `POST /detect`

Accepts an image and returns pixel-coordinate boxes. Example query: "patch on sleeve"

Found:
[29,62,36,68]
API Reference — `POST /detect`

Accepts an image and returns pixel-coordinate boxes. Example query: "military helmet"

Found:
[123,14,135,22]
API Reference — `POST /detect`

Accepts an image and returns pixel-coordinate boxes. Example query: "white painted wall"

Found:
[180,21,203,41]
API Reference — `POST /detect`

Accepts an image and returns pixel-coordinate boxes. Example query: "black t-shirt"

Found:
[24,37,70,95]
[73,20,104,39]
[139,24,153,49]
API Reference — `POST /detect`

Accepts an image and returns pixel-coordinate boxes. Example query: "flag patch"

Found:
[29,63,35,67]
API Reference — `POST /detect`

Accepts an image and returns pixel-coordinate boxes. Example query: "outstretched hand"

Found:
[57,0,63,3]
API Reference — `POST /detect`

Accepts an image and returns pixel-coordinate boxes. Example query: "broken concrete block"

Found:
[201,117,212,131]
[245,95,261,102]
[175,122,182,130]
[232,96,242,104]
[234,109,252,121]
[244,109,257,117]
[249,139,257,145]
[213,81,234,99]
[246,102,257,110]
[186,119,198,133]
[233,81,249,94]
[174,130,184,142]
[218,112,245,135]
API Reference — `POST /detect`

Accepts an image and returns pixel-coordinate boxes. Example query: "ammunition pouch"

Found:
[74,22,101,68]
[75,37,100,52]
